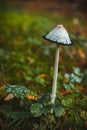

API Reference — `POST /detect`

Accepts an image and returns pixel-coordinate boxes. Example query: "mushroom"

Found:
[43,25,72,104]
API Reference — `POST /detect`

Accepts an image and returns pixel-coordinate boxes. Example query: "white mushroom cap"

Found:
[43,24,72,45]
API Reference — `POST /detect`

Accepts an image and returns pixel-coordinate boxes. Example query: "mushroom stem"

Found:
[51,44,59,104]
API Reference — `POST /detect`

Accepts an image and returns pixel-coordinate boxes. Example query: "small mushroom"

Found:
[43,25,72,104]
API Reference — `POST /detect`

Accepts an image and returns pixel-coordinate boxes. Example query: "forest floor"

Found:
[1,0,87,17]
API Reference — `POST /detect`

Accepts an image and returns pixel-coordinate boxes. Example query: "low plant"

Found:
[0,67,87,130]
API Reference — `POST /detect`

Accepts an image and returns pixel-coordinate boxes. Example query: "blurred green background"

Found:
[0,0,87,93]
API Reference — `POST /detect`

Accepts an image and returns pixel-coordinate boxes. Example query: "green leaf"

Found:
[54,105,64,117]
[63,83,79,92]
[69,73,82,83]
[35,77,45,85]
[69,83,75,90]
[64,73,69,79]
[58,73,63,80]
[73,67,81,76]
[63,83,71,90]
[75,76,82,83]
[6,84,36,99]
[69,73,76,83]
[62,98,73,107]
[30,103,44,117]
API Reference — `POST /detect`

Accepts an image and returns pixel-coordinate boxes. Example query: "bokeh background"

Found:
[0,0,87,93]
[0,1,87,130]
